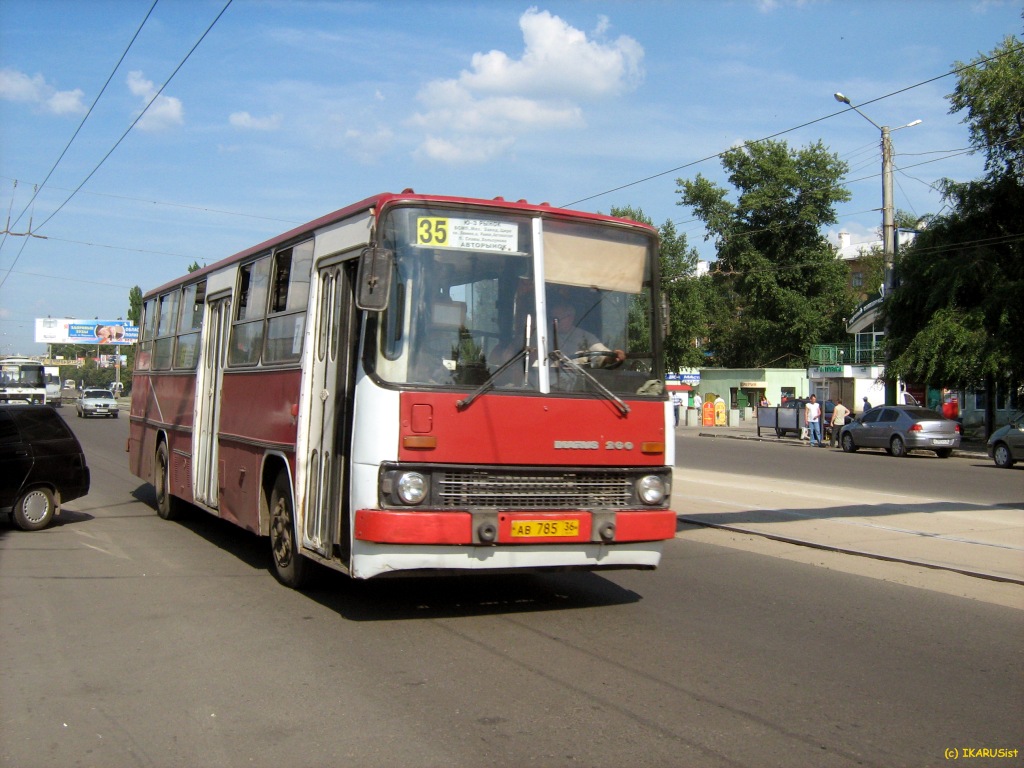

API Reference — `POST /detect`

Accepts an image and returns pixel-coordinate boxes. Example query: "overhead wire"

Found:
[2,27,1018,301]
[572,40,1023,249]
[0,0,234,291]
[2,0,160,240]
[35,0,234,233]
[560,52,986,209]
[0,175,302,226]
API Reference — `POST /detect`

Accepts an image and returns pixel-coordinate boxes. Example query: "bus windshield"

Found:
[1,363,44,387]
[369,205,662,397]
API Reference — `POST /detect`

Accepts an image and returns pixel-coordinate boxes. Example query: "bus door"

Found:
[304,260,357,562]
[194,296,229,508]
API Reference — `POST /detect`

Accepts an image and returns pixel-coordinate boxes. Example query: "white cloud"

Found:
[412,79,582,134]
[343,126,396,163]
[127,70,183,131]
[412,8,643,164]
[0,67,86,115]
[229,111,283,131]
[459,9,643,98]
[415,135,517,164]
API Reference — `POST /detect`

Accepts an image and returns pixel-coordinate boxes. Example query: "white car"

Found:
[77,388,118,419]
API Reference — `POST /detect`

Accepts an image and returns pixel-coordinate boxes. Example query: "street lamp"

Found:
[834,92,920,404]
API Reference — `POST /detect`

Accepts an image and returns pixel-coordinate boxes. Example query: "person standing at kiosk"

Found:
[805,394,823,447]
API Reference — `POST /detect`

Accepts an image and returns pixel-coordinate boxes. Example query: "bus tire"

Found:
[13,487,56,531]
[269,472,309,590]
[154,442,181,521]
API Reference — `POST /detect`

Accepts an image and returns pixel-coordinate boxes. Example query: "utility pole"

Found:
[880,124,897,407]
[833,93,919,405]
[881,125,894,294]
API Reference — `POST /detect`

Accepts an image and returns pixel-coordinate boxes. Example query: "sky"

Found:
[0,0,1020,356]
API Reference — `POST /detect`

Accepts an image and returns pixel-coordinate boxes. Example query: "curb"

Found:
[678,516,1024,586]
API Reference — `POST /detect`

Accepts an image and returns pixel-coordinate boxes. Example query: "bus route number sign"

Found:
[417,217,519,253]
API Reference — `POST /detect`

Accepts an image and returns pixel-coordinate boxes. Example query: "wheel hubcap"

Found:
[22,491,49,523]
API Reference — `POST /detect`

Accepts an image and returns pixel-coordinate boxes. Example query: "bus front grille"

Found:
[436,470,635,509]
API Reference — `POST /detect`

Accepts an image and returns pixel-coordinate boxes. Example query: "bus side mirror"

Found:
[355,246,393,312]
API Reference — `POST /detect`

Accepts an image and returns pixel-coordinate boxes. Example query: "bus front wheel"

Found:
[269,472,309,590]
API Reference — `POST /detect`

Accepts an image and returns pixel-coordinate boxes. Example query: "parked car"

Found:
[77,388,118,418]
[987,412,1023,469]
[839,405,961,458]
[0,405,90,530]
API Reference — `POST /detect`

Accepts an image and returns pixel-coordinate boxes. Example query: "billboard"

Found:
[35,318,139,345]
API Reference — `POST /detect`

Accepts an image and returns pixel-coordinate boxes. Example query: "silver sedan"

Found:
[77,388,119,419]
[839,405,961,458]
[987,414,1023,468]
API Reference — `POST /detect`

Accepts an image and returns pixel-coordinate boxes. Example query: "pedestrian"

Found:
[862,396,872,414]
[805,394,822,447]
[671,391,683,426]
[830,398,850,448]
[693,392,702,412]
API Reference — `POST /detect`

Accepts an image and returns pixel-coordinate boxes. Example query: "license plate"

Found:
[933,438,952,445]
[510,519,580,538]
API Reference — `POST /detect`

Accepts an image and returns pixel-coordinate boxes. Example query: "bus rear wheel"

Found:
[269,472,309,590]
[155,442,181,520]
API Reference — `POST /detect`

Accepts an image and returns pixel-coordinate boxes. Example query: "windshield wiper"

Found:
[550,350,630,416]
[455,346,530,411]
[457,316,534,411]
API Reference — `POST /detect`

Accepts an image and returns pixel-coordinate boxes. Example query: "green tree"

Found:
[124,285,143,381]
[128,286,143,325]
[676,139,852,367]
[885,34,1024,435]
[948,34,1024,181]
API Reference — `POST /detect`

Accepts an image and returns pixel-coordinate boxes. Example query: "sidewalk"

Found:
[671,419,1023,588]
[674,415,989,457]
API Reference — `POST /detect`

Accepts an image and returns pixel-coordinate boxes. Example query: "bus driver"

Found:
[549,297,625,369]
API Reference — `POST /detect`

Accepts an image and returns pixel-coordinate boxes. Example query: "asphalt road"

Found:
[1,414,1021,768]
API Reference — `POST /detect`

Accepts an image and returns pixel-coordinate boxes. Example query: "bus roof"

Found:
[143,190,658,300]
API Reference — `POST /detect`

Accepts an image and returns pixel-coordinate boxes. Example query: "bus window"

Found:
[264,241,312,364]
[174,281,205,369]
[137,299,157,370]
[230,321,263,366]
[153,291,180,370]
[236,256,271,321]
[230,256,271,366]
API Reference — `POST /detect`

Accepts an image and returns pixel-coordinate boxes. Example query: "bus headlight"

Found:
[395,472,427,505]
[636,474,666,505]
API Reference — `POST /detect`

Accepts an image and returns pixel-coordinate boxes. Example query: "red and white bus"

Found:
[129,191,677,587]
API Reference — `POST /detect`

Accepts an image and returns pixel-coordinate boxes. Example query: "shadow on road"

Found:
[130,484,645,621]
[305,568,643,622]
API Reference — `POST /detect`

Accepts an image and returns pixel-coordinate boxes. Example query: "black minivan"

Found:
[0,405,90,530]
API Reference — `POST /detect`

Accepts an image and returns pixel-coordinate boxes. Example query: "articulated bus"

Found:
[129,191,677,586]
